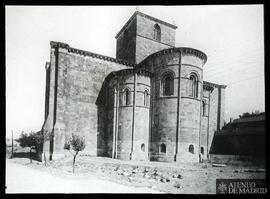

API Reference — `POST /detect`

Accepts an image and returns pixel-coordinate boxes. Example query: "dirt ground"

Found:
[7,155,266,194]
[6,160,161,193]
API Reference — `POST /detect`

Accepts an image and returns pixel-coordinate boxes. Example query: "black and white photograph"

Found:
[5,5,266,194]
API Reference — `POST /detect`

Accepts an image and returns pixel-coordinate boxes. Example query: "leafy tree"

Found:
[16,131,44,163]
[239,112,250,118]
[239,111,263,119]
[253,110,260,114]
[64,134,86,173]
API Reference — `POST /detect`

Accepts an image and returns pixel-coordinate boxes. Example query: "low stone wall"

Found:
[209,131,265,166]
[210,131,265,156]
[209,154,265,166]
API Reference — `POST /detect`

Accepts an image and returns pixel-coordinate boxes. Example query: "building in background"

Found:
[210,112,265,164]
[41,11,226,162]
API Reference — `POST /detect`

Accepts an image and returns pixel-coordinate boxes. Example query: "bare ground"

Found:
[7,155,266,194]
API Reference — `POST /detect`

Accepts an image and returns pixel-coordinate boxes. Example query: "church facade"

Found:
[42,11,226,162]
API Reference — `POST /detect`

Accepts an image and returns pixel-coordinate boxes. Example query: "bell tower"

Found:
[115,11,177,64]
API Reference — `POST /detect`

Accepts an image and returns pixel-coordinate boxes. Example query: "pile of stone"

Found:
[172,174,183,179]
[113,165,184,187]
[116,168,129,176]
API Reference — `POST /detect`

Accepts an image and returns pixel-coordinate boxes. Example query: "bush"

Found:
[15,131,43,163]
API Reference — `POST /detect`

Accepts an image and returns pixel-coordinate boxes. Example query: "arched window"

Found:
[144,90,150,106]
[161,73,174,96]
[141,143,145,152]
[160,143,166,153]
[124,88,131,105]
[188,144,194,154]
[190,74,198,98]
[200,147,204,155]
[154,24,161,41]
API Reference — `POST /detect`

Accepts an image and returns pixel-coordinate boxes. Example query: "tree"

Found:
[16,131,44,163]
[239,111,263,119]
[64,134,86,173]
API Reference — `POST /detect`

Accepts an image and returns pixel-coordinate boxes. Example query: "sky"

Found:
[6,5,264,138]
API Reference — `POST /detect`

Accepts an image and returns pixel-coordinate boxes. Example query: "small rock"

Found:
[177,174,183,179]
[132,169,138,174]
[160,178,165,183]
[153,171,162,176]
[165,177,170,182]
[128,177,133,182]
[149,185,156,190]
[122,169,129,176]
[202,164,207,168]
[152,170,159,176]
[143,168,149,173]
[173,182,181,189]
[116,169,122,175]
[144,173,151,178]
[151,175,157,179]
[233,169,239,173]
[220,170,223,172]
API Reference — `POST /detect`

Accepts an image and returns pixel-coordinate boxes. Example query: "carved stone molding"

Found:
[106,68,153,82]
[203,81,227,89]
[138,47,208,67]
[50,41,136,67]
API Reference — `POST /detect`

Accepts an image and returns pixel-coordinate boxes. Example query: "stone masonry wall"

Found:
[219,87,226,130]
[116,14,176,65]
[150,52,180,162]
[136,50,207,163]
[42,47,57,155]
[117,73,134,160]
[135,14,176,64]
[42,11,227,164]
[133,74,151,161]
[207,87,219,156]
[136,36,174,64]
[116,17,137,64]
[136,14,175,46]
[200,89,211,160]
[177,54,203,163]
[105,71,151,161]
[106,77,118,158]
[43,44,131,158]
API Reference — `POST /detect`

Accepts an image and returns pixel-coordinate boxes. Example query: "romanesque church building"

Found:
[42,11,226,162]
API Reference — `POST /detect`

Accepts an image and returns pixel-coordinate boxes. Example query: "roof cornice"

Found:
[106,68,153,81]
[203,81,227,89]
[50,41,135,67]
[138,47,208,67]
